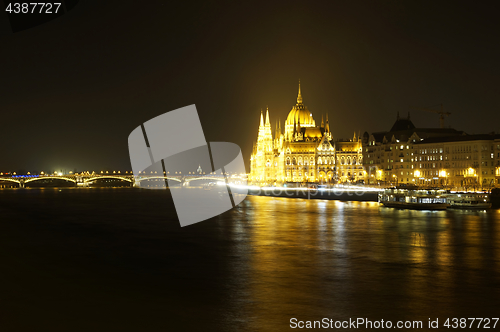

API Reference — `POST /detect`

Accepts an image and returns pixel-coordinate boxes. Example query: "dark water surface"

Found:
[1,188,499,331]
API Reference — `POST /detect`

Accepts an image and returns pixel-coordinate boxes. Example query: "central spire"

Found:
[297,80,303,104]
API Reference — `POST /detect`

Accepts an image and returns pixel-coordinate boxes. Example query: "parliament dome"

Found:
[285,82,316,128]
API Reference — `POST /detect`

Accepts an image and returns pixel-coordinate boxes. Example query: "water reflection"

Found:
[2,189,500,331]
[228,197,500,330]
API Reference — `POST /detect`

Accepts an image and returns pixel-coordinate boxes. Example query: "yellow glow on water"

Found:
[462,212,485,271]
[224,196,500,328]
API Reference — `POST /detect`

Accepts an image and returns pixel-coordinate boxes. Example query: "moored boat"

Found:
[378,188,449,210]
[444,193,491,209]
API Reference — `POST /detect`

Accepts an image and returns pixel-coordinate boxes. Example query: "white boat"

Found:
[445,193,491,209]
[378,188,449,210]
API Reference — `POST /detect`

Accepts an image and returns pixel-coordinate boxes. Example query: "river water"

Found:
[0,188,499,331]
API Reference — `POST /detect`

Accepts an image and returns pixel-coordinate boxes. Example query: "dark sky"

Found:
[1,1,499,173]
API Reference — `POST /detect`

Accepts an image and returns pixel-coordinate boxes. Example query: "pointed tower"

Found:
[285,80,315,140]
[325,114,331,140]
[321,114,324,128]
[257,109,272,152]
[297,80,303,104]
[252,108,275,184]
[278,118,283,149]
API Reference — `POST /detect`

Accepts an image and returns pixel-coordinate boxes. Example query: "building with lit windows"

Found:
[496,138,500,184]
[363,114,500,190]
[362,113,465,186]
[249,83,363,186]
[412,134,500,190]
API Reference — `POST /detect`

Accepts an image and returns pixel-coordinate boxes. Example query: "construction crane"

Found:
[412,104,451,129]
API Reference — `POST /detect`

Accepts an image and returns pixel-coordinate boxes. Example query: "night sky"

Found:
[1,1,499,173]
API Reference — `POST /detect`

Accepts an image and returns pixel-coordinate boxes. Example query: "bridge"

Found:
[0,173,247,188]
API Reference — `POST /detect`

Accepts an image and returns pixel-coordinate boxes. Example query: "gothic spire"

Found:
[321,114,324,128]
[297,80,303,104]
[260,110,264,127]
[325,113,330,132]
[265,107,270,126]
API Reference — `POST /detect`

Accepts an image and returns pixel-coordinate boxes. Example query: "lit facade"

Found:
[362,113,464,186]
[411,135,500,190]
[496,138,500,183]
[362,114,500,189]
[249,84,363,186]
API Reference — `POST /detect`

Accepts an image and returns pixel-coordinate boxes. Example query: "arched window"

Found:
[318,157,322,165]
[298,157,303,165]
[310,157,315,165]
[286,157,291,165]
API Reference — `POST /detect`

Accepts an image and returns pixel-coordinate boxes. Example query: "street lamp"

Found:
[414,170,421,186]
[439,170,448,188]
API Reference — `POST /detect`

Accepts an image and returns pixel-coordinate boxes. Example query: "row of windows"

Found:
[339,172,363,177]
[283,172,364,177]
[286,157,315,166]
[417,155,443,161]
[282,156,363,165]
[287,172,315,177]
[418,148,444,154]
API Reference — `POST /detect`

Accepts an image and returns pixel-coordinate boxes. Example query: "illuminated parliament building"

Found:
[249,83,363,185]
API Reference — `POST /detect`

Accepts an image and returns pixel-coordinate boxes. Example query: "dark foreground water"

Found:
[0,188,499,331]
